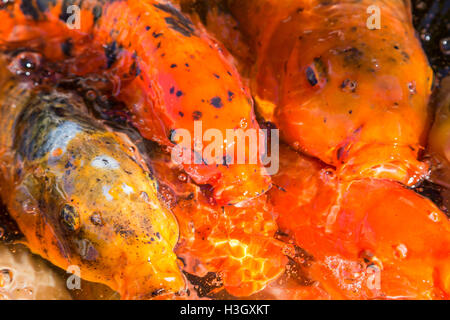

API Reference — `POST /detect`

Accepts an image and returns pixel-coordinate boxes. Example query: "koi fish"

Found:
[228,0,433,185]
[0,59,184,299]
[0,0,271,205]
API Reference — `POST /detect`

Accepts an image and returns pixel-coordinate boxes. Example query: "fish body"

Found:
[228,0,433,185]
[0,0,271,205]
[0,67,184,299]
[150,149,287,297]
[270,145,450,299]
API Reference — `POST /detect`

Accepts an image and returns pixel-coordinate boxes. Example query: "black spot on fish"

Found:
[170,64,177,68]
[210,96,223,108]
[213,73,220,79]
[178,111,184,117]
[170,86,175,94]
[176,90,183,97]
[129,60,141,77]
[145,26,151,31]
[342,47,364,68]
[60,204,80,232]
[114,224,136,239]
[154,2,194,37]
[192,111,202,120]
[65,161,73,169]
[227,91,234,102]
[336,146,346,162]
[104,41,119,69]
[90,213,104,226]
[164,16,195,37]
[306,67,318,86]
[152,31,163,38]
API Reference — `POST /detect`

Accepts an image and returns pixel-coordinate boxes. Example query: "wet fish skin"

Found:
[0,74,185,299]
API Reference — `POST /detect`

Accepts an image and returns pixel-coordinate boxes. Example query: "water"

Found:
[412,0,450,79]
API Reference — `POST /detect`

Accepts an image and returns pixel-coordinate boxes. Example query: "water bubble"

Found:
[440,38,450,55]
[408,81,417,95]
[140,191,149,203]
[393,244,408,260]
[240,118,248,129]
[177,173,187,182]
[420,31,431,42]
[428,211,440,222]
[22,200,38,215]
[85,89,97,101]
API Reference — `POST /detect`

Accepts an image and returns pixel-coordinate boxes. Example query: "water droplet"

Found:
[408,81,417,94]
[158,184,177,209]
[420,31,431,42]
[393,244,408,259]
[177,173,187,182]
[85,89,97,101]
[240,118,248,129]
[440,38,450,55]
[22,200,38,215]
[428,211,440,222]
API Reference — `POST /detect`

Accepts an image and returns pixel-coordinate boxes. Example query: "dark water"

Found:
[0,197,22,243]
[412,0,450,80]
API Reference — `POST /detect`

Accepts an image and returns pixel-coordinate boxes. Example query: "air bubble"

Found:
[240,118,248,129]
[420,31,431,42]
[393,244,408,260]
[85,90,97,101]
[440,38,450,55]
[408,81,417,94]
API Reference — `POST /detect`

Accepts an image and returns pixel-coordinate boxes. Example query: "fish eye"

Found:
[60,204,80,232]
